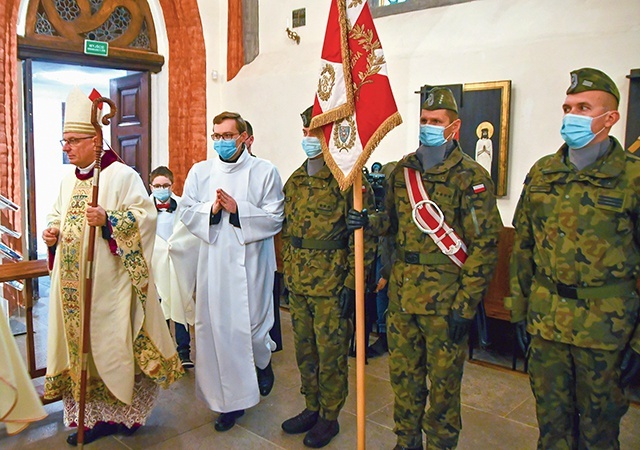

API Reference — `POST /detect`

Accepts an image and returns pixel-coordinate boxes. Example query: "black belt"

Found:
[397,248,452,265]
[535,274,636,300]
[291,236,348,250]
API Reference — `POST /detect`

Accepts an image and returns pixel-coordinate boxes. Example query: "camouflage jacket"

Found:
[378,144,502,318]
[282,162,376,297]
[506,137,640,351]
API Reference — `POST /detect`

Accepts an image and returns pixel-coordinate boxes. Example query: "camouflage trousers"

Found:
[289,292,350,420]
[388,311,466,449]
[528,335,629,450]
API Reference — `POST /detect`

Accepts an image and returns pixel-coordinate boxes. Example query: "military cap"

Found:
[301,106,313,128]
[421,87,458,114]
[566,68,620,104]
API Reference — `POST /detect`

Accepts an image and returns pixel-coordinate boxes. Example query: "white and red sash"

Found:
[403,167,468,268]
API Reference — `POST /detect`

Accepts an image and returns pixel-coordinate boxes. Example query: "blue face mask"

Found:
[560,112,608,149]
[302,137,322,158]
[152,187,171,202]
[213,137,240,160]
[419,123,453,147]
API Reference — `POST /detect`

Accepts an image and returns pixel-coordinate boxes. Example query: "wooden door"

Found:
[110,72,151,186]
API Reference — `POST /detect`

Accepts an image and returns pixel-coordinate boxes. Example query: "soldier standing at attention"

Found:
[349,87,502,450]
[507,68,640,449]
[280,106,375,448]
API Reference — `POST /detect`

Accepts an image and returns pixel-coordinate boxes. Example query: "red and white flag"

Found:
[310,0,402,190]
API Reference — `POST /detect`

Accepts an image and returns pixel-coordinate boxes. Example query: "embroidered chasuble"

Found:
[44,157,183,427]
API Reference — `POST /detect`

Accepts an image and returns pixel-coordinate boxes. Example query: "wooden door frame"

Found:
[21,57,152,262]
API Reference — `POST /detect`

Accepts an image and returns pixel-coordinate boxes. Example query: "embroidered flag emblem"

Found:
[473,184,486,194]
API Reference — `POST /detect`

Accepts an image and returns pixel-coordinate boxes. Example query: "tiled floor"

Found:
[3,308,640,449]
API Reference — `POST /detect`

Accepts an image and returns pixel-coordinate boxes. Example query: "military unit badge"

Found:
[570,72,578,90]
[332,116,357,152]
[427,92,435,107]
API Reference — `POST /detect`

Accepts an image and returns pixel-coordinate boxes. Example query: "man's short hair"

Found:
[213,111,247,134]
[245,120,253,137]
[445,110,459,122]
[150,166,174,183]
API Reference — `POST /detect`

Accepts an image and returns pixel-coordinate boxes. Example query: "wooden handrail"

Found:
[0,259,48,283]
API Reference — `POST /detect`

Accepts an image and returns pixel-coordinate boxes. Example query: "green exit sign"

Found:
[84,40,109,57]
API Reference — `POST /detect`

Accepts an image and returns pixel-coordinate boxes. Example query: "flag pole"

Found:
[353,175,366,450]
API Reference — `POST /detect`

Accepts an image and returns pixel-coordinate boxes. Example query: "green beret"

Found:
[566,68,620,104]
[421,87,458,114]
[301,106,313,128]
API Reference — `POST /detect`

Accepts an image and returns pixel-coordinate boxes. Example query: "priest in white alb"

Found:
[42,87,183,446]
[180,111,284,432]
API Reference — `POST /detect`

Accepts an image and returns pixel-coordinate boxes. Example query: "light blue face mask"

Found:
[152,187,171,202]
[560,112,608,149]
[419,123,453,147]
[302,137,322,158]
[213,137,239,160]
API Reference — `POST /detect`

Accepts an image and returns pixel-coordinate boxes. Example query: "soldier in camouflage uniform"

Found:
[280,107,376,448]
[351,87,502,449]
[507,67,640,449]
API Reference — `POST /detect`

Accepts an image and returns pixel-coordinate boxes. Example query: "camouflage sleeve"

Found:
[631,179,640,353]
[344,176,378,290]
[281,183,292,288]
[504,173,535,323]
[451,176,502,319]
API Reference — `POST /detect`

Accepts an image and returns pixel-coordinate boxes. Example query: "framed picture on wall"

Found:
[418,80,512,196]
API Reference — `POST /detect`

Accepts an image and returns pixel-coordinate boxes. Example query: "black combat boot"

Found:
[282,408,319,434]
[303,417,339,448]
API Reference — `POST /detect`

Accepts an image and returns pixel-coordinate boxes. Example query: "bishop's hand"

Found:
[86,206,107,227]
[43,227,59,247]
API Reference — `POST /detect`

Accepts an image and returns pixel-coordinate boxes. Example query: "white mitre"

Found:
[63,86,98,135]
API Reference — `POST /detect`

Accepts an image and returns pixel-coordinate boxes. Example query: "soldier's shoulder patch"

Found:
[596,192,626,212]
[472,183,486,194]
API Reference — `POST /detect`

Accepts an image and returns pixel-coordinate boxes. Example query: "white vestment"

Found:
[180,150,284,412]
[151,195,198,325]
[475,137,493,175]
[0,315,47,435]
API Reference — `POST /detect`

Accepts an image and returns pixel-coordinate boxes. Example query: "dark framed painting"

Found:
[418,80,512,196]
[625,68,640,153]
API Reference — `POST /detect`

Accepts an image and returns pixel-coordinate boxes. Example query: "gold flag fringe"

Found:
[319,111,403,191]
[309,0,356,130]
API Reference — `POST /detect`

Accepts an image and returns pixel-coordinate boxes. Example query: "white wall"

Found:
[201,0,640,225]
[197,0,225,159]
